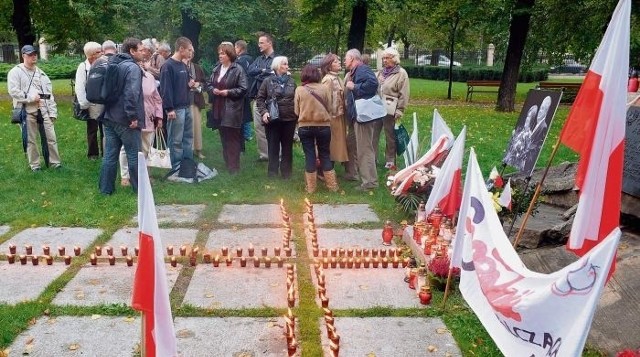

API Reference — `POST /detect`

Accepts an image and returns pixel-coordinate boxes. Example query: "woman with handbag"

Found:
[208,42,248,174]
[256,56,297,179]
[295,64,337,193]
[374,47,410,169]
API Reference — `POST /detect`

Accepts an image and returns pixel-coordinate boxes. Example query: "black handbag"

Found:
[206,109,220,130]
[11,105,26,124]
[72,95,90,121]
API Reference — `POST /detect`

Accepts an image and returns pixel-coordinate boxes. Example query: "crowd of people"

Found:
[7,33,410,195]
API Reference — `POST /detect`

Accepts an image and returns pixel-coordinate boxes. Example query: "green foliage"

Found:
[403,65,548,83]
[0,56,81,81]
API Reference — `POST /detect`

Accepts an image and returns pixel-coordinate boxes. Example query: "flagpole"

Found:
[140,312,146,357]
[512,135,563,248]
[442,267,455,309]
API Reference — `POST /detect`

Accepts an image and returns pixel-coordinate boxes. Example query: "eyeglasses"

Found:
[382,56,393,60]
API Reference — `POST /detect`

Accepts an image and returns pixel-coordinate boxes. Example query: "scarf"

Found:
[381,65,398,79]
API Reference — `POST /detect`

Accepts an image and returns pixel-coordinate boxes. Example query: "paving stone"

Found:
[0,225,9,236]
[0,227,102,256]
[183,265,295,309]
[52,264,181,306]
[217,204,283,225]
[131,204,206,224]
[320,317,461,356]
[308,204,380,225]
[0,261,68,304]
[312,267,423,309]
[310,228,395,251]
[107,228,198,254]
[205,228,296,257]
[175,317,289,356]
[7,316,140,357]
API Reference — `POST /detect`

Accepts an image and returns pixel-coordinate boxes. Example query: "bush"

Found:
[404,65,549,83]
[0,55,83,81]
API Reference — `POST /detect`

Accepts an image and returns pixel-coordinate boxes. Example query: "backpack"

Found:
[86,54,127,104]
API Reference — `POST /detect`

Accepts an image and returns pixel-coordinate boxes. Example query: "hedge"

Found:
[0,55,82,81]
[403,65,549,83]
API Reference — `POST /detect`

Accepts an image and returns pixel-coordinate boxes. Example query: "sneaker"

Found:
[31,167,41,172]
[51,163,63,170]
[196,152,206,159]
[121,178,130,187]
[88,156,99,161]
[384,162,395,169]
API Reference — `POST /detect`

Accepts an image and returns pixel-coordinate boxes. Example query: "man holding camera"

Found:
[8,45,62,172]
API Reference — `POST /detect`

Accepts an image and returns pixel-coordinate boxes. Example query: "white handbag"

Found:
[354,94,387,123]
[147,128,172,169]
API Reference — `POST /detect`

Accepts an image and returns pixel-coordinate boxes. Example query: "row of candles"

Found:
[284,263,298,356]
[313,264,340,356]
[413,205,455,261]
[405,260,433,305]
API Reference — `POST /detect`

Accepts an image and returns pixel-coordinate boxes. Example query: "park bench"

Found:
[466,80,501,102]
[537,81,583,103]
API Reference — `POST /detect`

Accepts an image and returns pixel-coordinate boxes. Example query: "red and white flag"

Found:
[425,126,466,217]
[559,0,629,258]
[498,179,512,210]
[454,148,620,356]
[132,153,178,357]
[431,108,454,150]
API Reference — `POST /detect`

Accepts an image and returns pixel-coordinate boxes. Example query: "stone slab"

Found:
[0,261,68,304]
[107,228,198,254]
[206,228,296,257]
[131,204,206,224]
[52,263,181,306]
[0,225,9,236]
[175,317,290,356]
[183,265,295,309]
[309,204,379,225]
[0,227,102,256]
[508,204,567,248]
[7,315,140,357]
[320,317,461,356]
[312,268,423,309]
[217,204,283,225]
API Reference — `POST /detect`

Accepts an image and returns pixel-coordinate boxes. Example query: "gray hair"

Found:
[141,38,155,52]
[158,42,171,52]
[83,41,101,57]
[382,47,400,65]
[102,40,117,53]
[271,56,288,71]
[346,49,362,61]
[235,40,247,52]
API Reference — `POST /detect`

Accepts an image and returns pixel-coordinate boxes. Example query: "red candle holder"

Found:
[105,246,113,256]
[95,246,102,256]
[19,254,27,265]
[166,246,174,256]
[126,256,133,267]
[330,258,337,269]
[7,254,15,264]
[380,249,387,258]
[363,248,370,257]
[64,255,72,265]
[264,257,271,268]
[284,247,292,257]
[108,255,116,265]
[330,248,337,257]
[253,257,260,268]
[42,245,50,256]
[276,257,284,268]
[402,257,410,268]
[320,295,329,308]
[236,247,243,257]
[321,248,328,258]
[322,258,329,269]
[355,248,362,257]
[226,257,233,267]
[170,256,177,267]
[121,246,128,257]
[381,257,389,268]
[261,247,268,257]
[392,257,400,268]
[32,256,39,265]
[179,245,187,256]
[240,257,247,267]
[248,245,255,257]
[189,255,197,267]
[338,258,346,269]
[90,254,97,265]
[203,253,211,264]
[347,248,354,257]
[212,256,220,267]
[347,258,354,269]
[372,258,380,268]
[9,244,16,254]
[338,248,345,257]
[274,247,281,256]
[312,248,319,257]
[363,257,371,268]
[354,258,362,269]
[372,249,379,258]
[221,246,228,257]
[25,245,32,255]
[134,247,140,256]
[45,255,53,265]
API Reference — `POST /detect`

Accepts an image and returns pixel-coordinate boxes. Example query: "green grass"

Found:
[0,77,598,355]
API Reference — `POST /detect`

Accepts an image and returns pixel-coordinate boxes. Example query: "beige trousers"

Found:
[25,111,61,170]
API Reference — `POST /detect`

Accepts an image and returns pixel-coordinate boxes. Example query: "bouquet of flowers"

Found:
[486,166,538,224]
[427,256,460,291]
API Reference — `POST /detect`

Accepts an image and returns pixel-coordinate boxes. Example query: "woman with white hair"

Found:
[75,41,103,160]
[374,47,410,169]
[256,56,298,179]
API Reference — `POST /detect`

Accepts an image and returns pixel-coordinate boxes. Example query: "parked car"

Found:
[550,59,587,74]
[307,54,326,66]
[415,54,461,67]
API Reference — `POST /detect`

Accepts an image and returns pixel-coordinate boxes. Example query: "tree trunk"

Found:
[400,33,410,59]
[12,0,36,61]
[347,0,367,51]
[386,25,396,48]
[496,0,536,112]
[447,15,460,100]
[180,7,202,62]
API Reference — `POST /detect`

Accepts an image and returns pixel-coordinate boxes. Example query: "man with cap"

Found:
[7,45,62,172]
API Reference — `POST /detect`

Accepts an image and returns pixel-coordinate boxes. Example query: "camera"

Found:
[39,93,51,99]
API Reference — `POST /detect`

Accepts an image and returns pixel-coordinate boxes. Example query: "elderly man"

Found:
[344,48,380,191]
[75,41,103,160]
[149,42,171,80]
[8,45,62,172]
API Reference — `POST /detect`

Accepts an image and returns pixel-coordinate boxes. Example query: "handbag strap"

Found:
[155,127,167,151]
[17,66,36,100]
[304,85,329,113]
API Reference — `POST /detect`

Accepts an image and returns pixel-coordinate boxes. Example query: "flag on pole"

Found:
[488,166,504,189]
[132,153,178,357]
[403,112,420,167]
[425,126,466,217]
[431,108,454,149]
[455,148,620,356]
[559,0,629,257]
[498,179,512,210]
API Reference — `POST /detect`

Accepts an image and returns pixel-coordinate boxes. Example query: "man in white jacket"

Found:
[74,41,103,160]
[8,45,61,172]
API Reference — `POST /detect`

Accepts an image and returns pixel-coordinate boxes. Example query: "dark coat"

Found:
[256,74,297,122]
[236,53,253,123]
[102,53,145,129]
[344,63,379,122]
[208,61,248,128]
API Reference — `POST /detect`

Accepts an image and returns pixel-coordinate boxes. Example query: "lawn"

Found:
[0,77,596,356]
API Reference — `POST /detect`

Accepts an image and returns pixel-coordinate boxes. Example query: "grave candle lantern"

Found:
[253,257,260,268]
[213,255,220,267]
[121,246,128,257]
[261,247,268,257]
[284,247,292,257]
[134,247,140,256]
[221,246,229,257]
[105,246,113,256]
[382,220,394,246]
[64,255,72,265]
[354,258,362,269]
[248,244,255,257]
[189,255,197,266]
[95,246,102,256]
[32,256,39,265]
[240,257,247,267]
[274,247,281,256]
[179,245,187,256]
[9,244,16,254]
[19,254,27,265]
[25,245,32,255]
[58,246,65,256]
[203,253,211,264]
[45,255,53,265]
[166,245,174,256]
[7,254,15,264]
[170,256,177,267]
[226,257,233,267]
[276,257,284,268]
[42,245,50,256]
[264,257,271,268]
[90,254,97,265]
[236,247,243,257]
[126,256,133,267]
[330,258,337,269]
[108,255,116,266]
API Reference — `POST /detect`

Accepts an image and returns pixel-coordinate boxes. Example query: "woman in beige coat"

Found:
[374,47,410,169]
[320,54,356,180]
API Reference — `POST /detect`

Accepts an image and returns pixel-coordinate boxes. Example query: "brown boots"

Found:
[305,170,339,193]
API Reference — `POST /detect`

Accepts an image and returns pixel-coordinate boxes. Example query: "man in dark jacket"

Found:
[99,37,146,194]
[247,33,275,161]
[344,48,380,191]
[235,40,254,142]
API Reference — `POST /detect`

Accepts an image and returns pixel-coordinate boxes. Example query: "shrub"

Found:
[403,65,549,83]
[0,55,82,81]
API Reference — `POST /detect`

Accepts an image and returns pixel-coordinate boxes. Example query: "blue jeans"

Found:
[298,126,332,173]
[241,121,253,140]
[167,107,194,170]
[99,121,140,194]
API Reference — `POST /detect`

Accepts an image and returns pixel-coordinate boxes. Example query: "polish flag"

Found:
[431,108,454,150]
[498,179,512,210]
[425,126,466,217]
[132,153,178,357]
[559,0,629,259]
[488,166,504,189]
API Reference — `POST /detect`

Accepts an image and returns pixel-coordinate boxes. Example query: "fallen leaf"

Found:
[204,293,214,298]
[436,327,450,334]
[123,317,135,323]
[176,329,195,338]
[427,345,438,352]
[368,191,374,196]
[91,314,101,320]
[68,343,79,351]
[43,309,50,316]
[25,337,34,345]
[359,285,369,290]
[88,279,100,286]
[28,318,36,326]
[47,318,56,324]
[269,282,279,287]
[367,353,376,357]
[445,353,453,357]
[75,292,85,299]
[0,348,10,357]
[267,322,275,328]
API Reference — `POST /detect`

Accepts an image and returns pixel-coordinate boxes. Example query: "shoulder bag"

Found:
[11,67,35,124]
[354,94,387,123]
[147,127,172,169]
[73,63,91,121]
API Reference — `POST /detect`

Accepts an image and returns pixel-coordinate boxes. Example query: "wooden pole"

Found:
[441,267,455,310]
[512,135,563,248]
[140,312,146,357]
[506,176,531,237]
